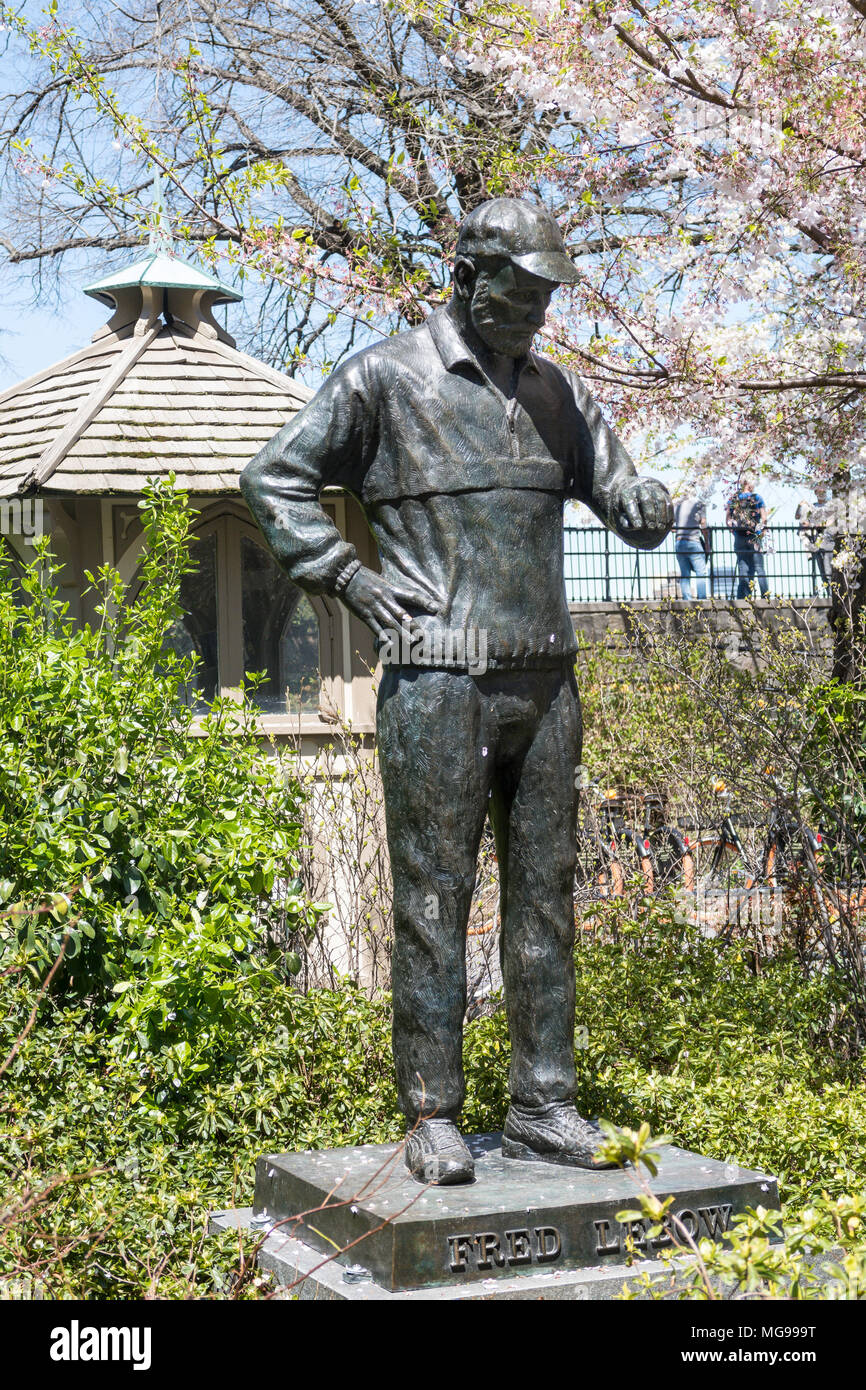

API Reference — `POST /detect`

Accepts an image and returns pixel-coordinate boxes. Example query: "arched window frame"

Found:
[125,498,341,730]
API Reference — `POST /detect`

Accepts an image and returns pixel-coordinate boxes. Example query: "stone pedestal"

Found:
[234,1133,779,1300]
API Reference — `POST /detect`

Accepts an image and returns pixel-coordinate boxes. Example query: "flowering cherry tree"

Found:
[450,0,866,488]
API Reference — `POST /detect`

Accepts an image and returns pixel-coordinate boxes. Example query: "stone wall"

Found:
[569,598,833,671]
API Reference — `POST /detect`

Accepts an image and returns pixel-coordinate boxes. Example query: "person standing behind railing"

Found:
[674,491,709,599]
[726,474,769,598]
[795,482,836,595]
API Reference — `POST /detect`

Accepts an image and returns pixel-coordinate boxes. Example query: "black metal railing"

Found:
[564,524,830,605]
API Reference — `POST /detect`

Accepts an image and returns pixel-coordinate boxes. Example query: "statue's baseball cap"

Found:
[455,198,580,285]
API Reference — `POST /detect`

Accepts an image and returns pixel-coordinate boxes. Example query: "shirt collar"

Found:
[426,305,540,378]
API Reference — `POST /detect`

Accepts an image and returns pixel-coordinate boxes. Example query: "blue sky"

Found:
[0,296,105,390]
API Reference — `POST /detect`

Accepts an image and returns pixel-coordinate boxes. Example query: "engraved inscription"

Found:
[447,1225,563,1273]
[593,1203,733,1257]
[476,1232,506,1270]
[593,1219,619,1256]
[535,1226,562,1263]
[699,1204,733,1239]
[448,1235,476,1273]
[678,1207,700,1240]
[505,1229,532,1266]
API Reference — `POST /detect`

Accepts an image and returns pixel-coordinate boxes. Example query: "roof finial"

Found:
[84,176,240,345]
[148,167,173,255]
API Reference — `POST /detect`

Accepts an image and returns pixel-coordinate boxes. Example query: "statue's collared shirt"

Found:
[241,306,644,670]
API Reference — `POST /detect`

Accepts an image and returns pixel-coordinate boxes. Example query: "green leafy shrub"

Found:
[0,486,385,1296]
[4,895,866,1296]
[570,905,866,1206]
[0,483,325,1057]
[2,974,400,1298]
[577,610,866,1046]
[462,899,866,1209]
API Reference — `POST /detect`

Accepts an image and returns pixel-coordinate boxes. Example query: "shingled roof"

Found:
[0,248,311,498]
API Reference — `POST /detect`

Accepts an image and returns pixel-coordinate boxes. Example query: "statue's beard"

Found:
[470,277,535,358]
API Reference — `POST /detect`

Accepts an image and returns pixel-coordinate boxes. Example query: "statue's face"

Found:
[469,261,554,358]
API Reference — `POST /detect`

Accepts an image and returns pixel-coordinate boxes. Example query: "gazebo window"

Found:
[164,532,219,709]
[134,505,332,722]
[241,534,321,713]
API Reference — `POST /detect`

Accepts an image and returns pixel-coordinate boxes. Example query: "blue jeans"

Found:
[734,539,769,598]
[676,540,707,599]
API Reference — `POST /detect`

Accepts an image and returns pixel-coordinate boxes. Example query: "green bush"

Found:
[4,895,866,1296]
[5,901,866,1296]
[577,612,866,1046]
[2,973,400,1298]
[463,900,866,1208]
[569,908,866,1205]
[0,483,324,1051]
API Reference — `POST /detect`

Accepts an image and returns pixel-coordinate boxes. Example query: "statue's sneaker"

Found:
[502,1102,617,1170]
[404,1118,475,1185]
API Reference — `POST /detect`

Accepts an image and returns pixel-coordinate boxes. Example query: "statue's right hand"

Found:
[341,566,443,640]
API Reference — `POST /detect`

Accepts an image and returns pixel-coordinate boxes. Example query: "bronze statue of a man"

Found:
[241,199,672,1185]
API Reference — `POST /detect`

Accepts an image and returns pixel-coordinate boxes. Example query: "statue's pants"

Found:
[377,661,581,1122]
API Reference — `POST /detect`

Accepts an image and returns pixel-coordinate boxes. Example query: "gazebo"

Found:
[0,244,378,741]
